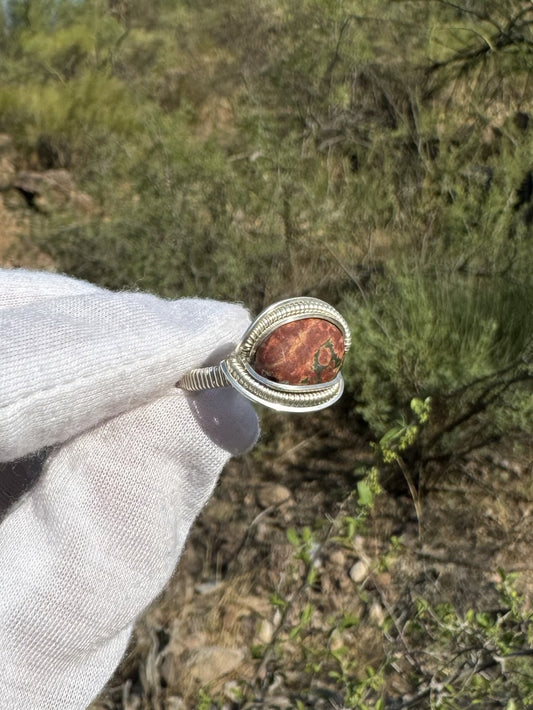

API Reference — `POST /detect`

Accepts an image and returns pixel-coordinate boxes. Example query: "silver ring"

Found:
[178,297,351,412]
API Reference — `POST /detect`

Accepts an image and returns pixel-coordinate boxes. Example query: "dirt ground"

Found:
[88,409,533,709]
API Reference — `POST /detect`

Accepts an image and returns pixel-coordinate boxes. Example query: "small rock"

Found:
[165,699,186,710]
[256,618,274,644]
[374,571,392,588]
[194,580,223,595]
[160,631,212,687]
[329,549,347,567]
[349,559,369,584]
[259,697,292,709]
[15,169,74,196]
[13,169,94,213]
[353,535,365,554]
[256,483,293,509]
[185,646,246,685]
[369,601,386,626]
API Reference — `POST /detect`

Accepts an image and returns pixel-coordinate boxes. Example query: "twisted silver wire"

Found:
[179,365,229,391]
[240,298,351,357]
[221,356,343,411]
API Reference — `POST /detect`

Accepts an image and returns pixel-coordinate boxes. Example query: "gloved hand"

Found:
[0,269,259,709]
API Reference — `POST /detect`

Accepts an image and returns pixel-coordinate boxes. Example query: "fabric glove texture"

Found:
[0,269,259,709]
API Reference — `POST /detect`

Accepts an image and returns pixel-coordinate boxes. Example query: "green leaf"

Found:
[301,603,313,625]
[286,527,300,547]
[339,612,359,630]
[379,425,404,448]
[357,480,374,507]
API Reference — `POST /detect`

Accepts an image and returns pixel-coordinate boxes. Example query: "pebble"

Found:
[349,559,369,584]
[185,646,245,685]
[256,618,275,644]
[369,601,386,626]
[330,549,347,567]
[256,483,293,509]
[165,699,186,710]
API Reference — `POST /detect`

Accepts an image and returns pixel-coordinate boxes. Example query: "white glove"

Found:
[0,269,260,709]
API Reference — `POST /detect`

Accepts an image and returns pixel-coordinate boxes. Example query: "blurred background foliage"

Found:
[1,0,533,485]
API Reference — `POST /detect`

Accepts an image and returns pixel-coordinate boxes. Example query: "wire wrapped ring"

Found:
[178,297,351,412]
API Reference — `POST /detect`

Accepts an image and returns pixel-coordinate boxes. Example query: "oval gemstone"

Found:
[252,318,345,385]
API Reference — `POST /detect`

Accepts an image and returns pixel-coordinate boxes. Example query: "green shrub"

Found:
[342,268,533,480]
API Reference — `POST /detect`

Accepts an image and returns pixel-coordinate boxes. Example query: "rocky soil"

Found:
[87,411,533,709]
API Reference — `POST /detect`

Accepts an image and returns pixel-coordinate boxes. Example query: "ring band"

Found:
[178,297,351,412]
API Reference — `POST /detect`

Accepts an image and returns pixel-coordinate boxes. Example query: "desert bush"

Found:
[341,267,533,485]
[398,570,533,708]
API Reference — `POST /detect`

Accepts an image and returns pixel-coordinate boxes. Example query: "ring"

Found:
[178,297,351,412]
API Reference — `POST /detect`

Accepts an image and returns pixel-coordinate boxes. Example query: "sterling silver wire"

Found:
[178,297,351,412]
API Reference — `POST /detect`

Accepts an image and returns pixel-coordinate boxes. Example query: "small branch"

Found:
[425,370,533,452]
[427,19,533,76]
[506,5,533,36]
[319,15,351,94]
[422,434,501,464]
[434,0,503,33]
[443,359,523,400]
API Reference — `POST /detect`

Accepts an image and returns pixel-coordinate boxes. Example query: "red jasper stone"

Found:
[253,318,345,385]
